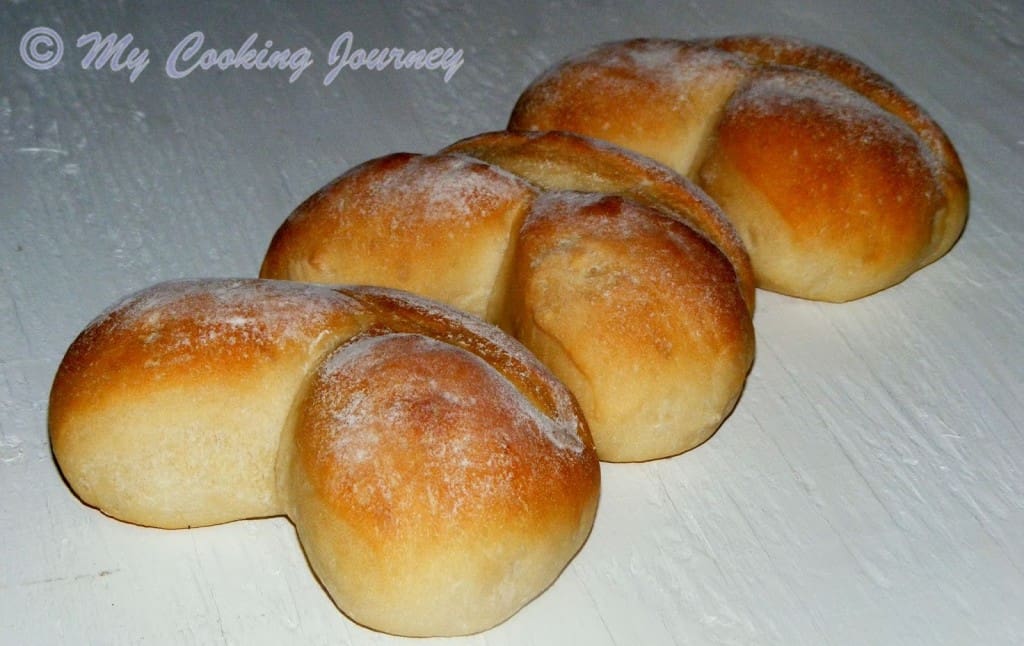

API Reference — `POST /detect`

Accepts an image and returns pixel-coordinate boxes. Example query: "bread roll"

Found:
[261,131,755,461]
[50,279,600,636]
[509,35,968,302]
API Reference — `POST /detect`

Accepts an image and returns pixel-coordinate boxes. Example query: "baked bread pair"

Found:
[50,279,600,637]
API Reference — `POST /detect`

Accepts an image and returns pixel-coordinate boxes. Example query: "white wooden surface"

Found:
[3,1,1022,644]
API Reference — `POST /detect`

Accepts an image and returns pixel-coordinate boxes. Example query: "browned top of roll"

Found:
[336,284,594,449]
[292,330,598,534]
[511,34,965,193]
[261,153,537,319]
[49,279,368,440]
[443,130,755,312]
[509,39,749,175]
[707,34,968,265]
[711,34,966,184]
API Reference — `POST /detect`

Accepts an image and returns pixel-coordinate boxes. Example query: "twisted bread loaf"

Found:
[509,35,968,302]
[261,130,755,462]
[49,279,600,637]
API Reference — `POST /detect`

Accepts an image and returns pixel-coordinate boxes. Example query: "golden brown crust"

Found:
[708,34,968,270]
[261,153,537,320]
[338,283,594,445]
[442,129,755,312]
[506,192,753,460]
[49,279,599,636]
[262,133,754,462]
[509,40,750,177]
[700,66,944,299]
[509,35,968,301]
[710,35,967,185]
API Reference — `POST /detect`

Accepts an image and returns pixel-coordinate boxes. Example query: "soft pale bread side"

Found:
[509,35,968,302]
[49,279,600,637]
[261,132,755,462]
